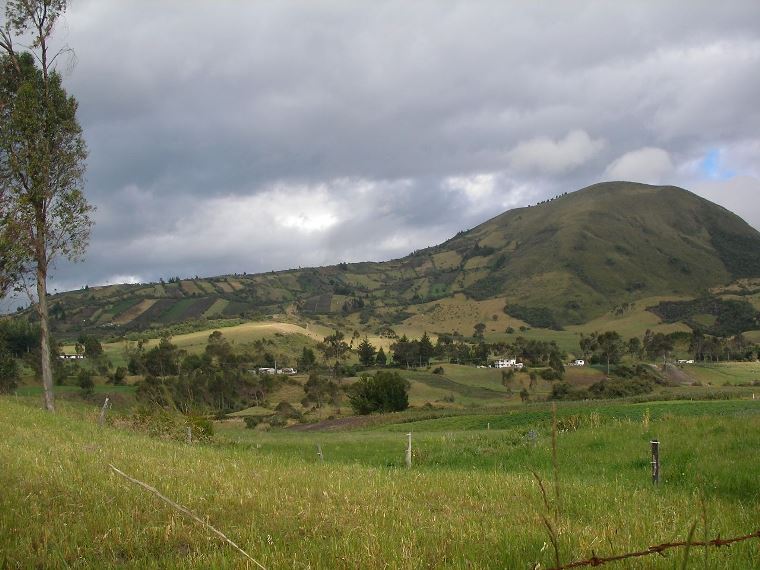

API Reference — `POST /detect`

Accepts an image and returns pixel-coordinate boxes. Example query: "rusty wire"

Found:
[548,529,760,569]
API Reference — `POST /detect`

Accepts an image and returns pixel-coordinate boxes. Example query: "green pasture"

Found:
[687,362,760,386]
[1,398,758,568]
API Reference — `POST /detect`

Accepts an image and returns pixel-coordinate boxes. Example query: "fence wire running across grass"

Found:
[547,528,760,569]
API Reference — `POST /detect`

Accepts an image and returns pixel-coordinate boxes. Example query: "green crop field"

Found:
[1,397,758,568]
[686,362,760,386]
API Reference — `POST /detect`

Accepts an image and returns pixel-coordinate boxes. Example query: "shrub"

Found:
[348,371,409,414]
[539,368,561,381]
[0,343,20,394]
[110,366,128,386]
[432,366,445,375]
[129,407,213,441]
[274,401,302,420]
[77,369,94,395]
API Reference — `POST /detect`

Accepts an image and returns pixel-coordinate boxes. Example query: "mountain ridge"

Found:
[39,181,760,338]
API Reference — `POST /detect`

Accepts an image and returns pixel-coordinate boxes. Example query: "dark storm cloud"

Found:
[28,0,760,293]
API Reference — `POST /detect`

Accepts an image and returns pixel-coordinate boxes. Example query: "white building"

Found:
[58,354,84,360]
[493,358,524,369]
[569,359,585,367]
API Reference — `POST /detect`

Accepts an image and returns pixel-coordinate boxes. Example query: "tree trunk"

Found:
[36,261,55,412]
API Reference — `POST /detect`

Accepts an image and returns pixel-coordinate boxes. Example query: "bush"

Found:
[548,382,585,401]
[348,371,409,414]
[243,416,264,429]
[0,343,20,394]
[110,366,128,386]
[77,369,94,395]
[130,407,213,441]
[539,368,561,381]
[432,366,445,375]
[274,401,302,420]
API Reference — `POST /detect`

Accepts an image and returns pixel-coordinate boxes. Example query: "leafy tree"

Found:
[356,337,376,367]
[596,331,624,374]
[1,0,92,412]
[77,334,102,358]
[520,387,530,403]
[689,329,705,361]
[109,366,127,386]
[579,333,598,361]
[0,318,37,355]
[375,347,387,367]
[627,336,643,360]
[297,347,316,371]
[418,332,434,365]
[390,335,418,367]
[473,341,489,365]
[473,323,486,340]
[301,372,337,408]
[451,342,472,364]
[135,375,174,408]
[348,371,409,415]
[204,330,234,365]
[548,349,565,378]
[143,336,182,377]
[318,330,350,374]
[77,368,94,395]
[644,331,674,366]
[0,339,20,393]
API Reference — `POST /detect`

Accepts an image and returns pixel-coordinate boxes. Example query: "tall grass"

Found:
[1,397,758,568]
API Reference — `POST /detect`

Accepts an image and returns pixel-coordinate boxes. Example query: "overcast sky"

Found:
[12,0,760,297]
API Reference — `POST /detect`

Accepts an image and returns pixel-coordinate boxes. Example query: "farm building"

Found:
[58,354,85,360]
[493,358,524,369]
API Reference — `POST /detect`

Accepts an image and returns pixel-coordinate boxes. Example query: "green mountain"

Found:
[44,181,760,337]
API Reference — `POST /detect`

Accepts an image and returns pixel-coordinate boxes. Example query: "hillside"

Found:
[43,182,760,338]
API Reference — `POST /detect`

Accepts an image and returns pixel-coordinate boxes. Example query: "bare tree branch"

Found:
[109,464,267,569]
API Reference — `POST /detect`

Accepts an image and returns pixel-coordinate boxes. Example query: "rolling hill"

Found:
[42,181,760,339]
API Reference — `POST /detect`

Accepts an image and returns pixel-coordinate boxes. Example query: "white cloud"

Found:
[444,173,496,200]
[98,274,144,286]
[508,130,606,174]
[36,1,760,288]
[605,147,674,183]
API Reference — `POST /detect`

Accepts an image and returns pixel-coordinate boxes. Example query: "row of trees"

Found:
[132,332,281,412]
[579,329,759,373]
[317,329,569,373]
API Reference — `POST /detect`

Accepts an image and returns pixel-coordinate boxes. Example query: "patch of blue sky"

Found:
[700,148,735,180]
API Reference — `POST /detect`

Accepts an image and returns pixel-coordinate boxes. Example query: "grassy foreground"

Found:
[1,398,758,568]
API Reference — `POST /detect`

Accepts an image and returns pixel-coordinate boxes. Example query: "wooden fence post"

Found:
[405,433,412,468]
[98,397,110,427]
[187,426,193,444]
[651,439,660,484]
[316,444,324,462]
